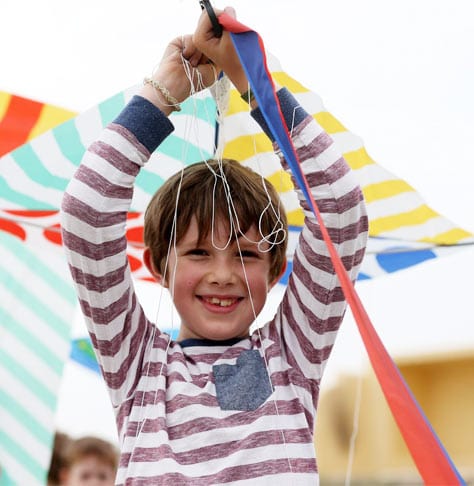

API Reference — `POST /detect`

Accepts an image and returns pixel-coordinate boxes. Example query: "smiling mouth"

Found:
[201,296,241,307]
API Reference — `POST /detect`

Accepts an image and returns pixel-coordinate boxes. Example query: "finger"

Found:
[195,63,219,88]
[196,6,225,40]
[223,6,236,19]
[180,34,194,57]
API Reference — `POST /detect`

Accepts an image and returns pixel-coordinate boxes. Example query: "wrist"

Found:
[140,77,182,116]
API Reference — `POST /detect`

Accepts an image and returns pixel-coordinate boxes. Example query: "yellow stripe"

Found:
[226,70,310,116]
[343,147,376,170]
[363,179,415,203]
[222,132,273,161]
[314,111,347,134]
[288,208,305,227]
[28,104,76,140]
[226,90,252,116]
[419,227,474,245]
[369,204,439,236]
[0,91,11,121]
[266,169,294,194]
[272,72,310,94]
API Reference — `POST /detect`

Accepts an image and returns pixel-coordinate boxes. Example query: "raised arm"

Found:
[60,35,218,409]
[259,90,368,417]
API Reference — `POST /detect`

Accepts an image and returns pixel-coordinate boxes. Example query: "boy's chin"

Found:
[178,326,250,342]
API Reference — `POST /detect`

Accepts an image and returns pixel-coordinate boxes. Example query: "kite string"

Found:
[210,78,287,252]
[137,56,294,470]
[211,79,294,472]
[136,54,204,437]
[345,373,363,486]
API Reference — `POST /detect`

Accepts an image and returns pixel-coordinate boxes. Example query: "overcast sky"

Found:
[2,0,474,440]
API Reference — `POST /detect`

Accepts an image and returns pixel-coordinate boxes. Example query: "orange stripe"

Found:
[0,94,44,156]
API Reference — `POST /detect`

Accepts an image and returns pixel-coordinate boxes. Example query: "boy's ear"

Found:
[143,248,167,287]
[269,257,287,290]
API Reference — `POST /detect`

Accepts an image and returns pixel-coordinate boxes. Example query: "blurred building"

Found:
[315,350,474,484]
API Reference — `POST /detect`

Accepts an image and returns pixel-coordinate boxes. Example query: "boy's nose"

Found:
[206,258,236,285]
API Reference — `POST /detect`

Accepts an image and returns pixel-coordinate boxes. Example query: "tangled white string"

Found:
[137,53,294,474]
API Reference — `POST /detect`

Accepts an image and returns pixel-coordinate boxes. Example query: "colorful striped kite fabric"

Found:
[0,91,75,157]
[218,56,473,246]
[0,228,76,485]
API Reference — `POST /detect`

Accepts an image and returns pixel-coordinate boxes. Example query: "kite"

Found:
[0,22,472,486]
[0,91,75,157]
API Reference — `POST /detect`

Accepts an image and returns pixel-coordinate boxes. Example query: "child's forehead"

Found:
[182,216,262,246]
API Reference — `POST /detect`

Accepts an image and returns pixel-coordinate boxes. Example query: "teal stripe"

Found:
[135,170,164,196]
[177,96,217,123]
[0,177,55,210]
[0,232,76,305]
[0,307,63,375]
[99,92,126,126]
[11,145,69,191]
[0,268,71,341]
[0,428,46,482]
[0,349,57,413]
[0,351,56,409]
[52,119,86,167]
[157,134,213,166]
[0,464,16,486]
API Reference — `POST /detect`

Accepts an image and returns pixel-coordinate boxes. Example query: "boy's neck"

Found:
[178,337,246,348]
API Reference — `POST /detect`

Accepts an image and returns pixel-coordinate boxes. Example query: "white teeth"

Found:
[207,297,235,307]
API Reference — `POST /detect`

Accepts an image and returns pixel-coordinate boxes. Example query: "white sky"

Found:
[2,0,474,441]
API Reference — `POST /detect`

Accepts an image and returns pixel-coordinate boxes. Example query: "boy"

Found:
[61,6,367,485]
[59,436,118,486]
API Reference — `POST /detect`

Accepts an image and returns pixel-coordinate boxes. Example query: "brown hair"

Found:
[47,432,73,485]
[144,159,288,283]
[62,436,119,470]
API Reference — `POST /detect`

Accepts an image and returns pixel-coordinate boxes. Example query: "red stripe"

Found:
[4,209,57,217]
[311,193,463,484]
[0,218,26,240]
[0,95,44,156]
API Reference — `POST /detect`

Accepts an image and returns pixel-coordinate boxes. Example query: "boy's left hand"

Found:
[139,34,218,115]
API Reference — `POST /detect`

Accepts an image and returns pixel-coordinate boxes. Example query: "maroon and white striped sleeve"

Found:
[60,100,174,407]
[268,112,368,415]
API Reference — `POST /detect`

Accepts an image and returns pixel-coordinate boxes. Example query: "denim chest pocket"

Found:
[213,350,273,411]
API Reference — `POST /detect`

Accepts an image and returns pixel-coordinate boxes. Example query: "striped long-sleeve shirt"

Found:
[61,88,368,485]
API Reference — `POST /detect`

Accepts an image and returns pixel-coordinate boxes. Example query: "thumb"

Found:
[222,6,236,19]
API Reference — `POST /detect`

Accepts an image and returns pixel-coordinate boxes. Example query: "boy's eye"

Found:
[187,248,208,256]
[238,250,259,258]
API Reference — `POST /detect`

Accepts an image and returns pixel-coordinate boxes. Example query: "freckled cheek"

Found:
[246,273,270,297]
[182,272,200,290]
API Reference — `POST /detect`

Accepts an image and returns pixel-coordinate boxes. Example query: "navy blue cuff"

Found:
[113,95,174,154]
[250,87,307,142]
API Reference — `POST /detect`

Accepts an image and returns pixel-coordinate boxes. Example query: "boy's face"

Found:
[150,216,279,341]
